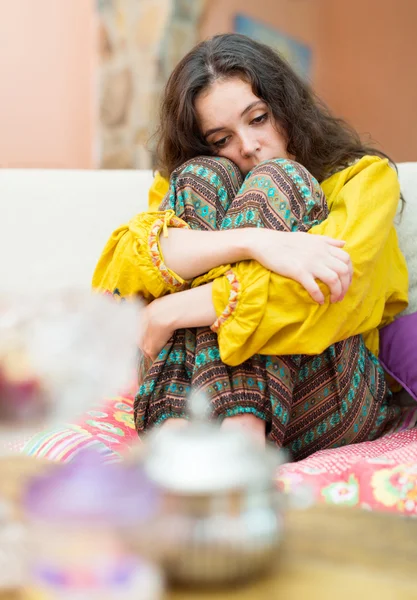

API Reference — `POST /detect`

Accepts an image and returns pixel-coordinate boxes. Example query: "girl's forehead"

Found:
[199,77,257,102]
[195,78,263,128]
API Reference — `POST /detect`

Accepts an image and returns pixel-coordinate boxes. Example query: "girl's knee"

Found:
[239,158,328,229]
[177,155,238,172]
[173,156,242,190]
[245,158,319,194]
[167,157,243,226]
[163,156,242,230]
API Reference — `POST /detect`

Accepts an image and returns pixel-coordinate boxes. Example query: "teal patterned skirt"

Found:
[134,157,401,460]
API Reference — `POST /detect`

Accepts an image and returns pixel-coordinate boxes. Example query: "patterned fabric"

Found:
[21,385,417,515]
[134,156,401,460]
[23,389,139,463]
[277,406,417,514]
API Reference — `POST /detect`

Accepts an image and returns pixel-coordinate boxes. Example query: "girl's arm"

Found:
[93,164,349,303]
[160,228,350,304]
[139,284,216,361]
[93,210,350,304]
[140,157,408,365]
[208,157,408,364]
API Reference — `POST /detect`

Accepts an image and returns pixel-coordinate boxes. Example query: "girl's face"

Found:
[195,77,293,176]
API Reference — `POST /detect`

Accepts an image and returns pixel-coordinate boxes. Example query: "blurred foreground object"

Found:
[0,290,141,447]
[0,498,26,590]
[2,455,417,599]
[0,292,145,593]
[23,451,163,599]
[141,392,285,586]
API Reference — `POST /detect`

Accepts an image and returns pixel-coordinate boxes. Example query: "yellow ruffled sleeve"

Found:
[210,156,409,366]
[148,171,170,211]
[92,210,190,300]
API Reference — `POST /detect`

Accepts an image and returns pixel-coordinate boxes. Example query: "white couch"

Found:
[1,164,416,311]
[0,169,154,293]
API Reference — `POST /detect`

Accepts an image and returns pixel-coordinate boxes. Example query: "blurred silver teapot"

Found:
[141,393,285,586]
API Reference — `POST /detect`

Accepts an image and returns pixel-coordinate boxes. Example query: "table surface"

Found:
[1,456,417,600]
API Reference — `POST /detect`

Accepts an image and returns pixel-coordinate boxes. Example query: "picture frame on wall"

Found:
[234,14,312,81]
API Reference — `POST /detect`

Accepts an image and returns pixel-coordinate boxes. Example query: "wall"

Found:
[97,0,171,169]
[1,0,415,168]
[315,0,417,163]
[199,0,317,54]
[0,0,96,168]
[97,0,207,169]
[199,0,417,163]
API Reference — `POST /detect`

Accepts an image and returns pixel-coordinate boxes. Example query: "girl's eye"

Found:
[251,113,268,125]
[213,136,230,148]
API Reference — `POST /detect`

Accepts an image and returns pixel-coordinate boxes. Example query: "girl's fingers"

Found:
[299,274,325,304]
[325,258,352,302]
[327,257,350,275]
[329,246,351,264]
[323,237,346,248]
[314,266,343,303]
[336,270,351,302]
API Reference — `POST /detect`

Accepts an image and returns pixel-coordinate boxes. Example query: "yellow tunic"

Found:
[92,156,408,366]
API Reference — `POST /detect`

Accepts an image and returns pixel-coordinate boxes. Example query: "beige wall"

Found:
[199,0,317,50]
[315,0,417,163]
[1,1,415,168]
[199,0,417,163]
[0,0,96,168]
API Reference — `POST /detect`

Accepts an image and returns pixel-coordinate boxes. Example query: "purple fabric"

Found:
[379,312,417,402]
[23,450,159,524]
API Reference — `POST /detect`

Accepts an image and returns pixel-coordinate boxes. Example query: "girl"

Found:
[93,34,408,457]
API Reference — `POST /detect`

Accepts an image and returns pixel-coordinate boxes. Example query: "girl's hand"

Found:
[138,296,176,362]
[138,285,216,361]
[250,230,352,304]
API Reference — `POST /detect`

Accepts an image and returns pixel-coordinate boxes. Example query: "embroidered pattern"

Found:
[103,288,124,301]
[210,269,240,332]
[148,215,189,290]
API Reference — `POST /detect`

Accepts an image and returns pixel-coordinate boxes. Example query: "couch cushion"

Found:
[23,388,139,462]
[378,164,417,402]
[397,163,417,314]
[379,312,417,402]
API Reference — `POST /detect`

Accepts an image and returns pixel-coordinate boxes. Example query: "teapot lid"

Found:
[143,392,281,494]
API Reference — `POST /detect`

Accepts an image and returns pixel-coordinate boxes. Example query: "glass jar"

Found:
[23,451,163,600]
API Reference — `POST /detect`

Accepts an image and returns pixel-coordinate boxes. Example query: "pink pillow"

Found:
[379,312,417,402]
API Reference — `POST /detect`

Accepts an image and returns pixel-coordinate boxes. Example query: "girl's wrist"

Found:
[232,228,263,263]
[169,284,217,330]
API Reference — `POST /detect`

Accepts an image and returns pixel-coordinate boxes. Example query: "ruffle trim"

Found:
[148,211,189,291]
[211,269,240,333]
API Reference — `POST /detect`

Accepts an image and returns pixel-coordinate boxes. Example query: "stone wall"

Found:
[97,0,207,169]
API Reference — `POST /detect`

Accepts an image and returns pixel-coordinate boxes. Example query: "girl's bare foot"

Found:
[221,413,266,447]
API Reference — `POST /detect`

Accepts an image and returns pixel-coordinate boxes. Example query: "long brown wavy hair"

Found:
[155,33,394,183]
